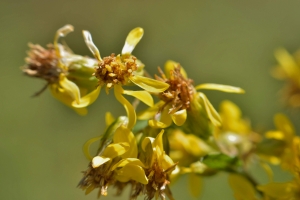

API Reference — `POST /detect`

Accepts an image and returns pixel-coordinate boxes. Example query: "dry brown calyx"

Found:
[22,43,62,84]
[78,162,116,198]
[155,65,195,114]
[130,161,175,200]
[94,53,138,90]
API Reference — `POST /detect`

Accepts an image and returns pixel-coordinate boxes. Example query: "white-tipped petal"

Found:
[82,30,102,61]
[122,27,144,55]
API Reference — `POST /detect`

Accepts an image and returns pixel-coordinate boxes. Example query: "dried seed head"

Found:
[94,53,138,90]
[156,64,195,114]
[22,43,62,83]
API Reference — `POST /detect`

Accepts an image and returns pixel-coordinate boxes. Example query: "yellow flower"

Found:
[214,100,261,157]
[258,138,300,200]
[74,28,169,129]
[132,130,176,200]
[22,24,99,115]
[259,114,298,171]
[79,124,147,197]
[138,60,244,139]
[272,48,300,109]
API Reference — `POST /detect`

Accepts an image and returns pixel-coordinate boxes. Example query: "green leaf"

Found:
[202,153,239,170]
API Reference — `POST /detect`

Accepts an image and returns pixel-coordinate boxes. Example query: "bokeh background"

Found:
[1,0,300,199]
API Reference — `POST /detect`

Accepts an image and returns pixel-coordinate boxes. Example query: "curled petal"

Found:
[195,83,245,93]
[83,136,102,160]
[149,119,169,129]
[92,156,111,168]
[137,101,164,120]
[82,30,102,61]
[164,60,188,78]
[72,86,101,108]
[49,84,87,115]
[129,75,169,93]
[114,85,136,130]
[153,130,165,156]
[54,24,74,54]
[59,75,81,104]
[116,164,148,184]
[198,93,222,127]
[111,158,145,171]
[171,109,187,126]
[123,90,154,107]
[141,137,155,152]
[113,126,137,158]
[101,142,130,158]
[121,27,144,55]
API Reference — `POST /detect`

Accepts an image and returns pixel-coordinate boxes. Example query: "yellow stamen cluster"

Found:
[94,53,138,90]
[22,43,61,83]
[156,65,194,114]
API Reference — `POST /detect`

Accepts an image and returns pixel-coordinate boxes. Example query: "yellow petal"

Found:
[72,86,101,108]
[59,75,81,104]
[123,90,154,107]
[116,164,148,184]
[137,101,164,120]
[198,93,222,127]
[82,30,102,61]
[141,137,155,152]
[164,60,188,79]
[92,156,111,168]
[171,109,187,126]
[121,27,144,55]
[114,85,136,130]
[274,113,295,140]
[188,173,202,197]
[228,174,257,200]
[54,24,74,53]
[129,75,169,93]
[153,130,165,155]
[265,131,285,140]
[257,182,294,199]
[113,126,137,158]
[101,142,129,158]
[274,48,300,82]
[49,84,88,115]
[105,112,115,127]
[148,119,169,128]
[195,83,245,93]
[111,158,145,171]
[83,136,102,161]
[160,106,173,127]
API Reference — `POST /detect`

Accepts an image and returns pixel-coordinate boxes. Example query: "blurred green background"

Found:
[1,0,300,199]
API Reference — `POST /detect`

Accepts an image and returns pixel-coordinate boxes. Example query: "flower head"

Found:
[272,48,300,109]
[76,28,169,129]
[22,25,99,115]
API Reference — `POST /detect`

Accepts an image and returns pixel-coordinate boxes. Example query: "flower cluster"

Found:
[22,25,300,200]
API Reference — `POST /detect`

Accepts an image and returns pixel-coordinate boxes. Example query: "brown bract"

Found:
[22,43,61,84]
[94,53,138,90]
[78,162,117,198]
[155,65,194,114]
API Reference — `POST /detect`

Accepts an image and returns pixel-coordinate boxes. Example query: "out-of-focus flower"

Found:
[215,100,261,158]
[78,124,147,197]
[75,28,169,129]
[138,60,244,139]
[258,113,298,170]
[258,137,300,200]
[22,24,99,115]
[272,48,300,109]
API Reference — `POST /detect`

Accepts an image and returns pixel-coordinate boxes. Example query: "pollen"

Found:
[155,64,195,114]
[94,53,138,90]
[22,43,62,83]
